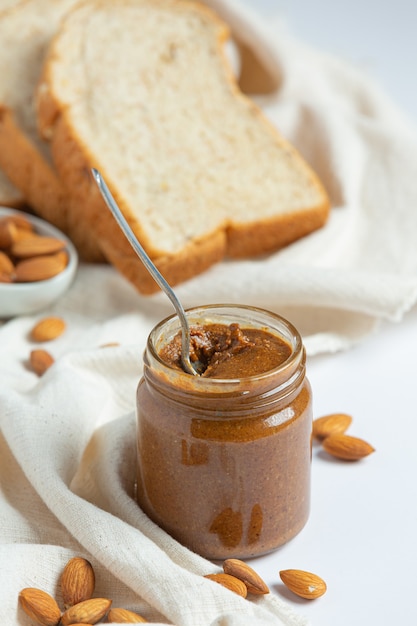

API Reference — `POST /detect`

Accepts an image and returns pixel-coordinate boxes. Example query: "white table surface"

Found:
[238,1,417,625]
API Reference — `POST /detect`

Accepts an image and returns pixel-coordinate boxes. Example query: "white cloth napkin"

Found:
[2,0,417,624]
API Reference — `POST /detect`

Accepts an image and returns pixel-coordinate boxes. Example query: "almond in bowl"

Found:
[0,207,78,318]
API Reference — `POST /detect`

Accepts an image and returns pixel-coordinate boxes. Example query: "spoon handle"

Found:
[91,168,197,376]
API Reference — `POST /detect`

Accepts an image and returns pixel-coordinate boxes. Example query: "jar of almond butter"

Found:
[136,305,312,560]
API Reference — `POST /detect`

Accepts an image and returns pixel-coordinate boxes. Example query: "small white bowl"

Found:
[0,207,78,318]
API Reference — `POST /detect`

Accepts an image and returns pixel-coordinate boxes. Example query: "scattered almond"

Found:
[60,557,95,609]
[11,235,66,258]
[19,587,61,626]
[222,558,269,595]
[279,569,327,600]
[312,413,352,439]
[30,317,66,342]
[107,607,148,623]
[322,433,375,461]
[30,349,55,376]
[60,597,112,625]
[204,573,248,598]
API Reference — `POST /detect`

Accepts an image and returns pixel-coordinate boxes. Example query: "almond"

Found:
[60,597,111,625]
[223,558,269,595]
[30,317,66,342]
[4,213,34,231]
[52,249,69,268]
[107,607,148,623]
[11,234,66,258]
[312,413,353,439]
[14,226,38,242]
[0,271,13,283]
[30,349,55,376]
[0,250,14,275]
[19,587,61,626]
[279,569,327,600]
[322,433,375,461]
[14,254,67,282]
[0,219,17,248]
[204,573,247,598]
[60,557,95,609]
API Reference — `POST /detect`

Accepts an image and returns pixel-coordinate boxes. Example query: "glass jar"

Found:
[136,305,312,560]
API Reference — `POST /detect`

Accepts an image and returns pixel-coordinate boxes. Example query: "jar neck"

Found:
[143,305,306,415]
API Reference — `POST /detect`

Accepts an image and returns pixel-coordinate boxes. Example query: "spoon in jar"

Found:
[91,168,200,376]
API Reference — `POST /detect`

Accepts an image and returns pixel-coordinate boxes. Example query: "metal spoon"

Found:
[91,168,199,376]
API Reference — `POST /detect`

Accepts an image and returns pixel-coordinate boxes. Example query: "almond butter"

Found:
[60,557,95,609]
[11,234,66,258]
[19,587,61,626]
[14,254,67,282]
[60,597,111,625]
[223,558,269,595]
[204,573,247,598]
[322,433,375,460]
[30,349,55,376]
[279,569,327,599]
[107,607,148,623]
[312,413,353,439]
[30,317,66,342]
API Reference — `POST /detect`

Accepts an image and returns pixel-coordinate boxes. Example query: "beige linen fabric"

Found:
[2,0,417,624]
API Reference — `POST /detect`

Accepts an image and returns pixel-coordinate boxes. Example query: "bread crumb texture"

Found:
[38,0,330,292]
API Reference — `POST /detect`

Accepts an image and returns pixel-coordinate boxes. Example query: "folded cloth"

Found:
[2,0,417,624]
[0,342,309,625]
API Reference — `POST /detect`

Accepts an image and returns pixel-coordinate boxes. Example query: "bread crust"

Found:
[37,0,330,293]
[0,0,104,260]
[0,168,25,208]
[0,104,104,261]
[38,99,227,293]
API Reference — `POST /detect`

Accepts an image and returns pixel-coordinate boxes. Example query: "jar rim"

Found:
[146,304,304,389]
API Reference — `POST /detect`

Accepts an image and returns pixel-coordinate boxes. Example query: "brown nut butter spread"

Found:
[136,305,312,560]
[158,322,292,378]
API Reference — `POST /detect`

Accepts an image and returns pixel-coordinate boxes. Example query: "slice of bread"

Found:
[0,168,24,208]
[0,0,103,260]
[0,2,26,208]
[38,0,330,293]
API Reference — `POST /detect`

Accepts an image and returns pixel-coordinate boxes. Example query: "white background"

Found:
[237,1,417,625]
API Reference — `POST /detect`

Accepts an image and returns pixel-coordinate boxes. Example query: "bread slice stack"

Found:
[0,0,103,260]
[3,0,330,294]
